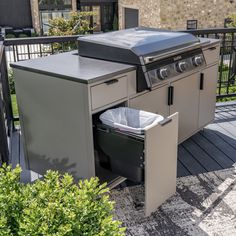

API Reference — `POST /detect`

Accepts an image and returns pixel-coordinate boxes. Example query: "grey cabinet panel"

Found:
[129,85,169,118]
[170,74,200,142]
[145,113,178,216]
[199,64,218,128]
[14,69,95,180]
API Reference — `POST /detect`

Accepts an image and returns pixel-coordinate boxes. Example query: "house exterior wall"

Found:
[30,0,77,35]
[119,0,236,30]
[0,0,32,29]
[118,0,161,29]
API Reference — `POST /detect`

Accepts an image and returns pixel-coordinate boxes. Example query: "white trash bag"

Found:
[99,107,164,134]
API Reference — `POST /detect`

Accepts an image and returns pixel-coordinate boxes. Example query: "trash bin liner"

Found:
[99,107,164,134]
[96,107,164,182]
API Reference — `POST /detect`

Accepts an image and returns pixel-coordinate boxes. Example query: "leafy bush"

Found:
[48,11,94,36]
[6,34,15,38]
[226,14,236,27]
[113,14,118,31]
[0,164,125,236]
[18,34,28,38]
[8,68,15,94]
[48,11,94,51]
[31,32,39,37]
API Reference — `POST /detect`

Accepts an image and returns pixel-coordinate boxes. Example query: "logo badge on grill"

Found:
[173,55,182,61]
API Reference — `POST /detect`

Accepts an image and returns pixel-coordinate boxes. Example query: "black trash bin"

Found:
[95,107,163,182]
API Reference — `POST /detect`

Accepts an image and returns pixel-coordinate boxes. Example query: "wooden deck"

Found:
[10,103,236,182]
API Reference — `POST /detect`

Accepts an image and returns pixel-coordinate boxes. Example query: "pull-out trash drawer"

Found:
[95,107,179,216]
[96,124,145,182]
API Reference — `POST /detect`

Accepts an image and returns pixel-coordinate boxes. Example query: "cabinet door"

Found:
[199,64,218,128]
[170,74,199,142]
[145,113,178,216]
[129,85,169,117]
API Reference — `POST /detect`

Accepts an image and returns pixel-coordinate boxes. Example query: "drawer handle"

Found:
[200,73,204,90]
[208,47,217,51]
[159,118,172,126]
[105,79,119,85]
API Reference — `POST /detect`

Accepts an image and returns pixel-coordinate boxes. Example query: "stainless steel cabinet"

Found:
[129,84,169,117]
[198,64,218,128]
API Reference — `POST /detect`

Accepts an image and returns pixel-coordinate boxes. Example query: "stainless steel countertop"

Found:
[11,51,135,84]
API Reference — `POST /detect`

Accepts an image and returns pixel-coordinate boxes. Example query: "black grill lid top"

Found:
[78,27,200,57]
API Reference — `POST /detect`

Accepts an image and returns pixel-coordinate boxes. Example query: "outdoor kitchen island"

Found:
[11,28,220,216]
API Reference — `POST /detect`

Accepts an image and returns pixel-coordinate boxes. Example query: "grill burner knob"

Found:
[193,56,203,67]
[176,61,187,73]
[158,68,170,80]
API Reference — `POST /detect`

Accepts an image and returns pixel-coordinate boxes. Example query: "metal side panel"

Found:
[144,112,178,217]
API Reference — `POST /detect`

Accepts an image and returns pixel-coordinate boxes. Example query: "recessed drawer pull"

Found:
[105,79,119,85]
[159,118,172,126]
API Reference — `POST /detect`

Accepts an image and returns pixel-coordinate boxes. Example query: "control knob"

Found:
[158,68,170,80]
[176,61,187,73]
[193,56,203,67]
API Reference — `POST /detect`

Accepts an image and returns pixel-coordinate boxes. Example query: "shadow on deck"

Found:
[10,104,236,182]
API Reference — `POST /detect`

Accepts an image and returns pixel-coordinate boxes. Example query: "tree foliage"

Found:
[48,11,94,36]
[226,14,236,27]
[0,164,125,236]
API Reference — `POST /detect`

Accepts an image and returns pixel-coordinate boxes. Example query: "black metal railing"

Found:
[4,29,236,99]
[4,35,79,126]
[0,35,79,165]
[4,35,79,64]
[185,28,236,99]
[0,42,12,164]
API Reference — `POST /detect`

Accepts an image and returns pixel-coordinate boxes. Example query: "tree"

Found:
[48,11,94,36]
[226,14,236,27]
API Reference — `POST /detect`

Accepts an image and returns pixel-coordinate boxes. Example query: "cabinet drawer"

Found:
[203,45,220,65]
[91,76,128,110]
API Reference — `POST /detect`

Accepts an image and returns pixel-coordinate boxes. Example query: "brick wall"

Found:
[119,0,236,30]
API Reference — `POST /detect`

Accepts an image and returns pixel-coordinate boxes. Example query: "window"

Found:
[40,10,70,34]
[186,20,198,30]
[124,8,139,29]
[81,3,115,32]
[39,0,72,11]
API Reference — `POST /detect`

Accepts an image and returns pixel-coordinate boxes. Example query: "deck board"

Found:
[191,132,234,168]
[177,160,191,177]
[10,132,20,168]
[178,145,206,175]
[200,128,236,162]
[182,138,222,172]
[9,104,236,181]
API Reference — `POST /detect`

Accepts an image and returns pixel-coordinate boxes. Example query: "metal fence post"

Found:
[0,41,10,164]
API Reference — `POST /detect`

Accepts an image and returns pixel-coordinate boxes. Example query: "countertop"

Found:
[11,38,219,84]
[11,51,135,84]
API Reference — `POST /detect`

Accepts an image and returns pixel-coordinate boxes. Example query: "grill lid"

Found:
[78,27,200,64]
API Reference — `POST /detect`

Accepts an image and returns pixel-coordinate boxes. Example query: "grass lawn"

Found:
[11,94,20,127]
[11,94,18,117]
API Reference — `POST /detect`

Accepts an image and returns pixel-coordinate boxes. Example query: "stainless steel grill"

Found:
[78,27,209,92]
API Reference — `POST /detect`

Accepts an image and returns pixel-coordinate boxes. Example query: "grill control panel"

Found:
[146,51,205,88]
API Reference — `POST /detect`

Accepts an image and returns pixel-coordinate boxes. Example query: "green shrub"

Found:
[0,164,125,236]
[8,68,15,94]
[18,33,28,38]
[31,32,39,37]
[6,34,15,38]
[113,14,118,31]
